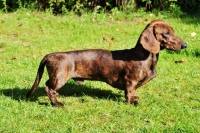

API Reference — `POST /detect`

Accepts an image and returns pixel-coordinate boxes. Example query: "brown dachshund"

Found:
[26,20,187,107]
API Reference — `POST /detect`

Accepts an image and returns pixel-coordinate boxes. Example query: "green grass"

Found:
[0,9,200,132]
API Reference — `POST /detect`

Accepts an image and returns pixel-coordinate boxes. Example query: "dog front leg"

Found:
[45,87,64,107]
[125,81,140,105]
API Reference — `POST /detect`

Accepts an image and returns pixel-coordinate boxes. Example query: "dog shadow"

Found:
[0,81,123,106]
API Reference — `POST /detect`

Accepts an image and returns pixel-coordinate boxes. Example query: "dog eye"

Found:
[163,32,170,37]
[165,32,170,35]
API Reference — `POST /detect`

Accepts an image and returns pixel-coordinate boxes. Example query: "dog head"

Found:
[140,20,187,53]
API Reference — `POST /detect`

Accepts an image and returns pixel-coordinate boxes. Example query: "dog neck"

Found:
[131,42,159,61]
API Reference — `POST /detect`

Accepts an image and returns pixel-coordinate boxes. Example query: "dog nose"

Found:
[181,42,187,49]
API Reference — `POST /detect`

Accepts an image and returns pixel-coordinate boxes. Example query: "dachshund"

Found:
[26,20,187,107]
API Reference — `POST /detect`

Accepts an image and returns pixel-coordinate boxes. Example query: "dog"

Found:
[26,20,187,107]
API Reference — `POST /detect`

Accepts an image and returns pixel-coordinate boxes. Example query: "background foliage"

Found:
[0,0,200,14]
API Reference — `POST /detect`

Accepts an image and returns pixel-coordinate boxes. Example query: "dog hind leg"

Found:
[45,75,68,107]
[45,86,64,107]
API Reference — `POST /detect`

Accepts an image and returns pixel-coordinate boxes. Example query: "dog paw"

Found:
[127,95,140,105]
[133,95,140,100]
[52,102,64,107]
[133,100,138,106]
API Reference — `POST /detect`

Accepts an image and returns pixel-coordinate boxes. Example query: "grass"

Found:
[0,9,200,132]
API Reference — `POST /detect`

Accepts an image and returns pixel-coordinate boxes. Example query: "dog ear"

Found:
[140,27,160,54]
[153,24,164,42]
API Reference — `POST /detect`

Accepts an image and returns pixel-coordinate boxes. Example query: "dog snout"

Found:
[181,42,187,49]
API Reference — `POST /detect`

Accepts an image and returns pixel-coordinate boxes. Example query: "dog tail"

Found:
[26,55,48,98]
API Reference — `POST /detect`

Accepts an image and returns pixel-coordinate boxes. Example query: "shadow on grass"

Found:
[181,13,200,25]
[0,82,123,106]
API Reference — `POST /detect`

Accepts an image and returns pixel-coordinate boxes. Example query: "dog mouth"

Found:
[161,44,176,51]
[166,46,180,51]
[163,43,187,51]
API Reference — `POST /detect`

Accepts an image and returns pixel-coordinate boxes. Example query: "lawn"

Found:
[0,9,200,132]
